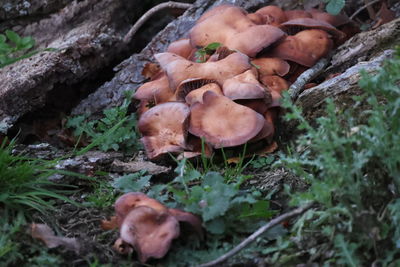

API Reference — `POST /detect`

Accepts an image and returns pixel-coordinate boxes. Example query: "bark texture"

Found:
[0,0,146,133]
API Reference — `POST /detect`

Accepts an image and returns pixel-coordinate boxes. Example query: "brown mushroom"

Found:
[167,38,196,59]
[119,206,180,263]
[260,75,289,108]
[134,73,174,103]
[222,69,271,101]
[138,102,190,159]
[189,6,286,57]
[175,78,217,101]
[307,8,350,27]
[251,57,290,78]
[268,29,333,67]
[189,91,265,148]
[185,83,223,105]
[280,18,346,43]
[155,52,251,90]
[255,5,287,26]
[247,12,265,24]
[235,99,269,115]
[114,192,167,226]
[284,10,312,20]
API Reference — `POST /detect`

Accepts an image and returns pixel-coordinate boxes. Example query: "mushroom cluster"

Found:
[135,5,357,160]
[107,192,202,263]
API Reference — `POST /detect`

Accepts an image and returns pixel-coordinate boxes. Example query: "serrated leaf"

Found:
[326,0,345,15]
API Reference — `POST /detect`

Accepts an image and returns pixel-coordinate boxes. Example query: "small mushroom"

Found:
[251,57,290,78]
[222,69,271,101]
[280,18,346,43]
[138,102,190,159]
[175,78,216,101]
[114,192,168,226]
[268,29,333,67]
[120,206,180,263]
[255,5,287,26]
[134,73,174,103]
[167,38,196,59]
[189,91,265,148]
[155,52,251,90]
[247,12,265,24]
[260,75,289,108]
[185,83,223,105]
[235,99,269,115]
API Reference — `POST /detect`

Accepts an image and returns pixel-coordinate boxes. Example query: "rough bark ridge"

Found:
[0,0,144,134]
[71,0,270,116]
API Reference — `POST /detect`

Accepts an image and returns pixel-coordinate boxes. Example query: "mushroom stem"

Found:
[123,1,193,43]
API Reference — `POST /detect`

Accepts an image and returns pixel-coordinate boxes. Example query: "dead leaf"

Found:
[373,2,396,29]
[30,223,80,253]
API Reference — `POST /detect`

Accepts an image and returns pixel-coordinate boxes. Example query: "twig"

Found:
[123,1,193,43]
[197,203,314,267]
[350,0,380,20]
[289,54,332,101]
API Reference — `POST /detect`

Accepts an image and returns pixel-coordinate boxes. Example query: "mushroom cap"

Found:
[189,91,265,148]
[255,5,287,26]
[268,29,333,67]
[155,52,251,90]
[134,74,174,103]
[249,117,275,143]
[225,25,286,57]
[185,83,223,105]
[114,192,167,226]
[139,102,190,159]
[260,75,289,94]
[120,206,180,263]
[190,6,253,47]
[252,57,290,77]
[168,208,204,238]
[308,8,350,27]
[235,99,269,115]
[222,69,270,101]
[284,10,312,20]
[167,38,196,59]
[280,18,346,42]
[247,12,265,24]
[196,4,236,24]
[175,78,216,101]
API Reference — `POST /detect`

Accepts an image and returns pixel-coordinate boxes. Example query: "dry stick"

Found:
[197,203,314,267]
[123,1,193,43]
[289,54,332,101]
[350,0,381,20]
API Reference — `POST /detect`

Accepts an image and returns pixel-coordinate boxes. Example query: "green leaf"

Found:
[112,172,152,193]
[326,0,345,15]
[5,30,21,45]
[0,34,6,43]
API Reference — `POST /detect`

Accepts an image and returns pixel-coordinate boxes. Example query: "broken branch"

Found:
[197,203,314,267]
[289,54,332,101]
[123,1,193,43]
[350,0,380,20]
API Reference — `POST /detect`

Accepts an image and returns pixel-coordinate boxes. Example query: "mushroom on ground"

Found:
[255,5,287,26]
[120,206,180,263]
[189,91,265,148]
[189,5,286,57]
[138,102,190,159]
[185,83,223,105]
[155,52,252,90]
[268,29,333,67]
[251,57,290,78]
[222,69,271,102]
[167,38,196,59]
